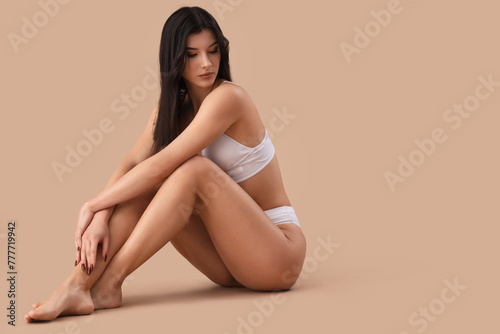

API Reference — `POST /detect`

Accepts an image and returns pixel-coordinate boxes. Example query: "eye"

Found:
[186,48,219,58]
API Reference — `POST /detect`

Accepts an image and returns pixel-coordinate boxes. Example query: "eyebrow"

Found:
[185,41,218,50]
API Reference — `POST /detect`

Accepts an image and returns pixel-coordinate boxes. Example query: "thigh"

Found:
[185,156,307,290]
[170,212,242,287]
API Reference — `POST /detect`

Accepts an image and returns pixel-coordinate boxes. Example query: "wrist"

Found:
[94,208,112,221]
[85,199,98,213]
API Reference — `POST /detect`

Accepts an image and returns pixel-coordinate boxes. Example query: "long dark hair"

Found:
[152,6,232,154]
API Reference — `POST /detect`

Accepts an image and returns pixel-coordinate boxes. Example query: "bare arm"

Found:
[89,160,134,222]
[90,104,159,220]
[85,85,244,213]
[75,104,159,262]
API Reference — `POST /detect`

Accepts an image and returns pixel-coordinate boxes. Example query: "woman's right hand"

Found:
[75,212,110,274]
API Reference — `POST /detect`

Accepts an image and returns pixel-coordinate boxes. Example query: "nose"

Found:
[201,52,212,68]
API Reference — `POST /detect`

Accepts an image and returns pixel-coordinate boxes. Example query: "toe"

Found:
[28,310,36,318]
[28,309,45,321]
[32,300,46,309]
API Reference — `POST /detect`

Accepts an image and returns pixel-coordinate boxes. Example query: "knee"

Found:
[180,154,228,180]
[171,154,215,181]
[179,154,212,170]
[175,155,232,204]
[163,155,208,188]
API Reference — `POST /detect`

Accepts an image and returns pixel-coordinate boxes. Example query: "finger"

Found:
[75,232,82,265]
[75,244,81,266]
[102,236,109,262]
[85,239,93,275]
[80,239,87,273]
[89,239,98,274]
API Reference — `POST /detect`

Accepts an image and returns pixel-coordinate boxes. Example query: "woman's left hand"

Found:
[74,202,95,265]
[78,214,110,275]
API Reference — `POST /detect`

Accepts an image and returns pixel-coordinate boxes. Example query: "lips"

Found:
[200,72,213,77]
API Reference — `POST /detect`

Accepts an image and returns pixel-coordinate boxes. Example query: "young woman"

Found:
[25,6,306,322]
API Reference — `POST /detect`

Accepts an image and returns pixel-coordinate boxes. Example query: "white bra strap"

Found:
[221,80,239,86]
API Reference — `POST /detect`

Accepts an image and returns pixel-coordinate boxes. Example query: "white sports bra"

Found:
[201,81,275,183]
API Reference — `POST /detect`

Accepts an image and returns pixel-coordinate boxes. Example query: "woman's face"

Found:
[182,29,221,88]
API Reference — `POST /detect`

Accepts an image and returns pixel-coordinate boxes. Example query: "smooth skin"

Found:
[25,28,306,322]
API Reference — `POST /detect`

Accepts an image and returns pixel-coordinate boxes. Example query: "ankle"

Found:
[65,274,90,291]
[108,274,124,291]
[97,267,125,291]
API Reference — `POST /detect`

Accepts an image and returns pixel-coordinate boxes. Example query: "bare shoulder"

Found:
[211,81,253,104]
[180,81,258,133]
[207,81,257,117]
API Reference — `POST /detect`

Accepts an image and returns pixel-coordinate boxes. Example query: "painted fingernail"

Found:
[104,254,107,262]
[74,260,77,266]
[90,264,94,274]
[77,246,80,251]
[81,263,85,271]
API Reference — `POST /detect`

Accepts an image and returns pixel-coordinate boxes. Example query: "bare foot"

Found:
[91,280,122,310]
[25,281,94,322]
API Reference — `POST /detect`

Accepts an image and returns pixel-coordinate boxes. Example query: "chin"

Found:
[200,78,215,85]
[197,77,216,87]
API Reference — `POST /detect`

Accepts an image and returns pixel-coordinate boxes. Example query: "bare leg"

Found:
[169,212,244,287]
[26,155,305,321]
[25,156,245,322]
[96,155,305,301]
[25,185,160,322]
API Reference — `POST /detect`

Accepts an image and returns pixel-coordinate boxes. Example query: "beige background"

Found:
[1,0,499,333]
